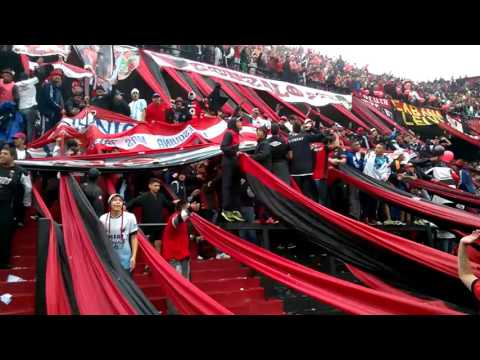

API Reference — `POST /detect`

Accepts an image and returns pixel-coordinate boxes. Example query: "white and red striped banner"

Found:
[30,106,257,154]
[13,45,71,58]
[145,50,352,109]
[29,61,94,79]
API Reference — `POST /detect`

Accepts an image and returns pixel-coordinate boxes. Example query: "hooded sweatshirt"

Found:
[220,118,240,164]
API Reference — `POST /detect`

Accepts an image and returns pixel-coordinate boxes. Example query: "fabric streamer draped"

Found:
[238,153,479,312]
[331,104,370,130]
[32,187,73,315]
[190,214,462,315]
[351,97,392,135]
[231,83,280,121]
[410,178,480,207]
[59,176,157,315]
[135,231,233,315]
[345,264,452,310]
[330,165,480,230]
[356,96,411,136]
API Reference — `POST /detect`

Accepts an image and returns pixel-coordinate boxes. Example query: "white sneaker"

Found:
[197,256,204,260]
[215,253,231,260]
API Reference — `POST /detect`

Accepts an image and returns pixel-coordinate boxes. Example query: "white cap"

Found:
[131,88,139,94]
[108,193,124,205]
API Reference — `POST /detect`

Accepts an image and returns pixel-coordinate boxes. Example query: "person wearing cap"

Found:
[145,93,171,125]
[245,107,270,129]
[0,68,16,104]
[278,116,291,134]
[128,88,147,121]
[172,96,191,124]
[81,168,104,216]
[302,118,318,134]
[12,132,31,161]
[100,194,138,273]
[38,68,65,134]
[90,85,110,110]
[65,83,87,117]
[353,127,370,150]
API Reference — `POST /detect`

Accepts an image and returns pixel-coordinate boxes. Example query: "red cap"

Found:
[13,132,26,140]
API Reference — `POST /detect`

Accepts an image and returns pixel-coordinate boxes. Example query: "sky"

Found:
[304,45,480,82]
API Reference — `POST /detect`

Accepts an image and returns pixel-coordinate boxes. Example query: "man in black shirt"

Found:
[288,120,326,200]
[268,123,291,184]
[220,117,245,222]
[90,85,110,109]
[251,126,272,171]
[81,168,104,216]
[127,178,176,252]
[110,90,130,116]
[0,146,32,268]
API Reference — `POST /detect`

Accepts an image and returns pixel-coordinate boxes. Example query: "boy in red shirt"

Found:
[161,200,200,279]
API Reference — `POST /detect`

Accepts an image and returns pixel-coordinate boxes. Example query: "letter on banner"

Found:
[271,83,289,98]
[286,85,303,97]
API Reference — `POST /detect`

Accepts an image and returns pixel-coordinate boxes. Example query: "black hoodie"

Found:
[221,118,240,164]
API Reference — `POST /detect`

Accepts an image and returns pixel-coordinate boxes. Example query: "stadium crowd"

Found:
[144,45,480,118]
[1,46,480,304]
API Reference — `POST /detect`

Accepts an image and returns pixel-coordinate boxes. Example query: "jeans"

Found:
[19,106,39,143]
[349,186,361,220]
[169,259,190,279]
[239,206,258,245]
[315,179,329,206]
[293,175,317,201]
[166,259,190,314]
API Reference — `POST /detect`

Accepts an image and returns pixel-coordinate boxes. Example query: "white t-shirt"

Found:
[252,117,271,129]
[129,99,147,121]
[15,77,39,110]
[99,211,138,270]
[16,149,27,160]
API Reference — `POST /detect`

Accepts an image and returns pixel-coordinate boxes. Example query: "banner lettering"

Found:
[145,50,352,109]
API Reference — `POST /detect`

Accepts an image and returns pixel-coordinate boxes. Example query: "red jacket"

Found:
[162,212,190,261]
[146,102,170,124]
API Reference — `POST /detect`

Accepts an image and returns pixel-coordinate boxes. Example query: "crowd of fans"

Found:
[1,46,480,304]
[144,45,480,118]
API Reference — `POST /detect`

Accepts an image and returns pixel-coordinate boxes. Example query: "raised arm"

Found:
[458,230,480,291]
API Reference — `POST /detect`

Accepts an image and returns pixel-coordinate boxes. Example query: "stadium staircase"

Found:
[0,211,38,315]
[133,244,285,315]
[0,202,284,315]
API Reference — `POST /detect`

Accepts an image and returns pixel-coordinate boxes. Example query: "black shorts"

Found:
[143,228,164,243]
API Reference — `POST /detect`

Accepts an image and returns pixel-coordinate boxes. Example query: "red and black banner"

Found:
[59,175,158,315]
[33,187,77,315]
[391,100,445,139]
[331,164,480,231]
[410,178,480,208]
[190,214,462,315]
[238,154,479,313]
